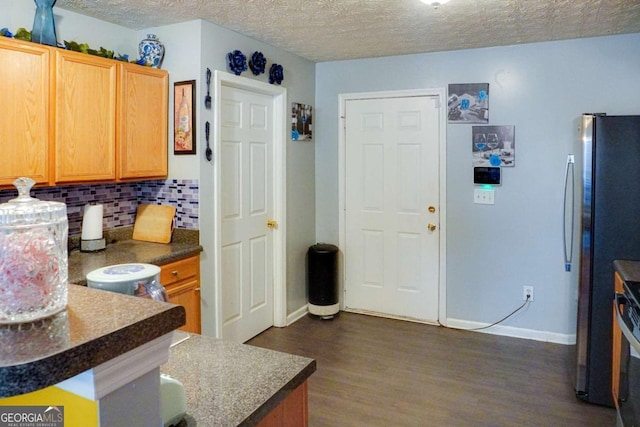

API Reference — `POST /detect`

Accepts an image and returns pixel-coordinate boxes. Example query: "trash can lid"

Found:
[310,243,338,253]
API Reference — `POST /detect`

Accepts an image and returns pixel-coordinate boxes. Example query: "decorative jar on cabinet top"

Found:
[0,178,68,324]
[138,34,165,68]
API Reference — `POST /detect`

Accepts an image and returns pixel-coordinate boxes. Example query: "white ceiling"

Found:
[57,0,640,62]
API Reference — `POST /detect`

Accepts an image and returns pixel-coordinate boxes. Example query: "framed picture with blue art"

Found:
[448,83,489,124]
[472,125,515,167]
[291,102,313,141]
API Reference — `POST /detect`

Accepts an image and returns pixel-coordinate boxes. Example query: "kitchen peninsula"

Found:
[0,284,316,426]
[0,227,317,426]
[0,285,186,425]
[163,333,316,426]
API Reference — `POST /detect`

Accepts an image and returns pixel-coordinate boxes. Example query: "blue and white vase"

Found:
[138,34,165,68]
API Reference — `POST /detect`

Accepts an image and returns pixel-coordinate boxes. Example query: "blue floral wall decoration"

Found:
[269,63,284,85]
[227,50,248,75]
[249,51,267,76]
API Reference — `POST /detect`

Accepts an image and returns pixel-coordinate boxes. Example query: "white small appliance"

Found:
[86,263,166,300]
[80,204,106,252]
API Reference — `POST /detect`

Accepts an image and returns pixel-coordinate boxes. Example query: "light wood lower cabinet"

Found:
[257,381,309,427]
[161,255,201,334]
[612,271,624,408]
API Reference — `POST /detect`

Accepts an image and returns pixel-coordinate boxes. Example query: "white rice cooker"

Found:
[86,263,168,302]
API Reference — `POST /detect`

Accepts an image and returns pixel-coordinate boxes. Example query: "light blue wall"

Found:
[315,33,640,338]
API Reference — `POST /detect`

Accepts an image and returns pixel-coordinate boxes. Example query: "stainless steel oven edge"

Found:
[615,292,640,427]
[615,294,640,354]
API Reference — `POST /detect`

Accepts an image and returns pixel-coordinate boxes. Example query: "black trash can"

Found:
[307,243,339,319]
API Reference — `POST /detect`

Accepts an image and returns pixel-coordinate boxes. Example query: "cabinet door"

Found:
[256,381,309,427]
[0,38,51,187]
[166,280,201,334]
[161,255,201,334]
[54,50,117,183]
[118,63,168,180]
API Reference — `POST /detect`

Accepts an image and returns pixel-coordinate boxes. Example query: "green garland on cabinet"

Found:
[1,26,147,65]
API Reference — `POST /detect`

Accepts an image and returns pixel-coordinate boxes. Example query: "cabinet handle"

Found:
[172,270,179,276]
[195,288,201,291]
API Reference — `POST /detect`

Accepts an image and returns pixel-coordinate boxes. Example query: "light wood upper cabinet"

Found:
[54,49,118,183]
[118,63,168,180]
[0,38,51,187]
[0,38,168,188]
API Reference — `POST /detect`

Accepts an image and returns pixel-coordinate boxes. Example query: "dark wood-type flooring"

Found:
[247,312,616,427]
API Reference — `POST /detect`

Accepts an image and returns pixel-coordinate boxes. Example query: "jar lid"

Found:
[86,263,161,283]
[0,177,67,226]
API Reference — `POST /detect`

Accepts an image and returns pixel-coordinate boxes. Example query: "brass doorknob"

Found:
[267,219,278,229]
[428,206,436,213]
[427,223,437,231]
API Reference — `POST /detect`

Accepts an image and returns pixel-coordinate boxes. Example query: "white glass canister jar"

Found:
[0,178,68,323]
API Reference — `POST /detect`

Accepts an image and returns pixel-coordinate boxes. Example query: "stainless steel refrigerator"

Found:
[564,114,640,407]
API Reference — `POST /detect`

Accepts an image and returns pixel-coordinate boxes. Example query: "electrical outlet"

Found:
[523,285,534,302]
[474,188,495,205]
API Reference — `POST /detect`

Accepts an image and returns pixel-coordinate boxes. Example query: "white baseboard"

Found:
[279,308,575,345]
[286,304,309,326]
[446,318,576,345]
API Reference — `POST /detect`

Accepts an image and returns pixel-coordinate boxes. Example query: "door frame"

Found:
[213,70,288,338]
[338,88,448,325]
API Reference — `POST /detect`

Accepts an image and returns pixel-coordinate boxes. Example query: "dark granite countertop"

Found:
[162,333,316,427]
[0,285,185,398]
[68,227,203,285]
[614,260,640,283]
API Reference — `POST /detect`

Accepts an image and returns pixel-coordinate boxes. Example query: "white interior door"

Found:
[344,95,441,322]
[219,85,274,342]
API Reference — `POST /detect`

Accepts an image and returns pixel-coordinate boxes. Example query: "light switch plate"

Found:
[474,189,494,205]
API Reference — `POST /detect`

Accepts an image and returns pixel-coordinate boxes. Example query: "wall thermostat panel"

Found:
[474,167,501,185]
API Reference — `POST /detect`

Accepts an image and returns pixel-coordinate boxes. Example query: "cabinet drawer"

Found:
[160,256,198,286]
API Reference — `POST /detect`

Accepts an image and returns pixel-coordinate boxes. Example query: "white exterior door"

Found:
[219,85,274,342]
[344,95,441,322]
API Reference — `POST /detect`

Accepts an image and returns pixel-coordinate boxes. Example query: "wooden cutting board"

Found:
[132,204,176,244]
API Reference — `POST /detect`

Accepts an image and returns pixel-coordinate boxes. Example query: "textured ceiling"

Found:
[56,0,640,62]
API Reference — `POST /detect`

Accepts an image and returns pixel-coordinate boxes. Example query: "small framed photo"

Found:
[448,83,489,124]
[174,80,196,155]
[291,102,313,141]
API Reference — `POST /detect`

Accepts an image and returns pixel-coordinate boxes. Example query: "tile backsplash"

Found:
[138,180,199,230]
[0,179,199,236]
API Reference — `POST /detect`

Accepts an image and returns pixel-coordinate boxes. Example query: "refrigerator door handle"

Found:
[563,154,575,272]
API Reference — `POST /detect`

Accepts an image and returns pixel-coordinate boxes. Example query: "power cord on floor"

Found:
[440,294,531,331]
